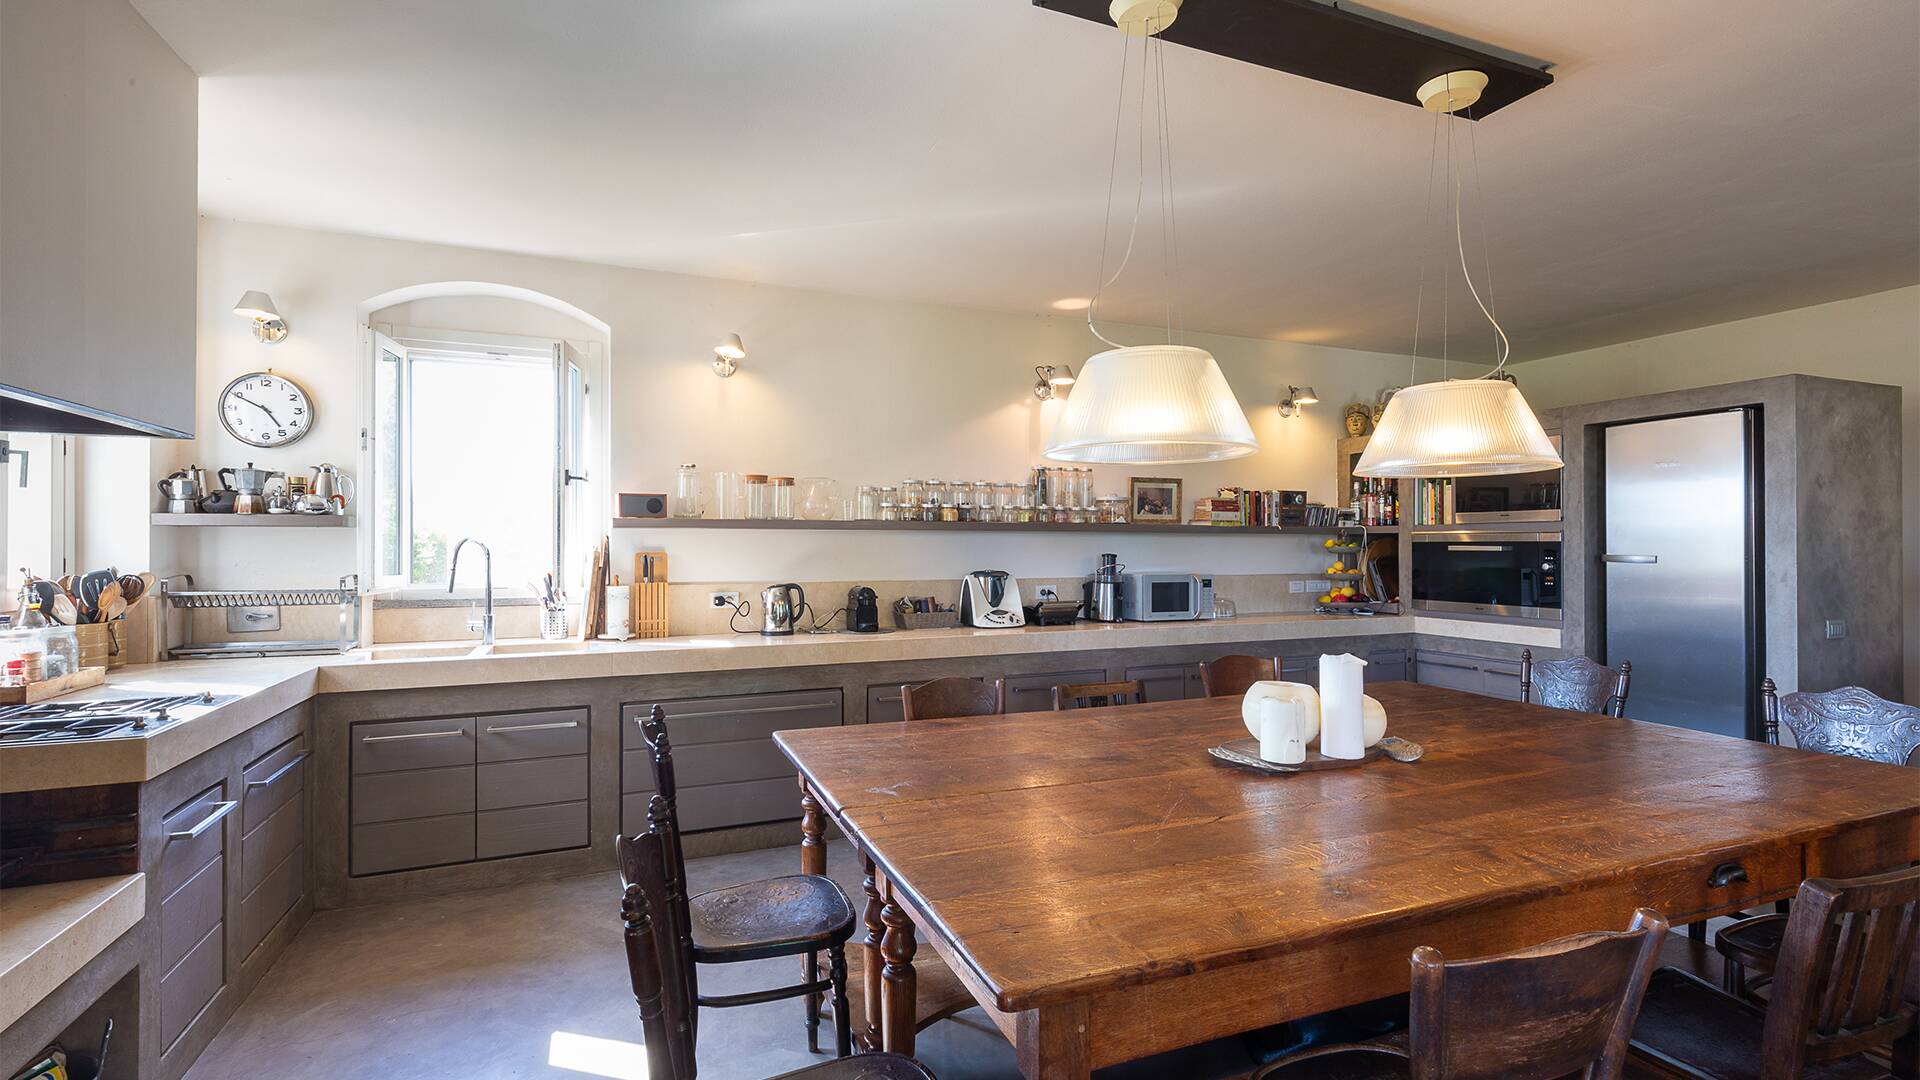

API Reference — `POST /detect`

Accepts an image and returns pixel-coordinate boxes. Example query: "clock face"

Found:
[219,371,313,447]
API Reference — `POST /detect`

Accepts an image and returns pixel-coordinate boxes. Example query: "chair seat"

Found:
[1629,968,1888,1080]
[689,874,856,962]
[1713,913,1787,973]
[772,1051,936,1080]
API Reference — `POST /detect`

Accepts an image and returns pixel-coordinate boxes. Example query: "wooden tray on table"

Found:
[1209,737,1384,774]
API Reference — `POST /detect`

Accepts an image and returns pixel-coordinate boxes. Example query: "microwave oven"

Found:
[1451,434,1563,523]
[1120,572,1211,621]
[1410,532,1561,622]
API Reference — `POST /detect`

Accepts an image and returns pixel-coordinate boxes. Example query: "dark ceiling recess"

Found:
[1033,0,1552,118]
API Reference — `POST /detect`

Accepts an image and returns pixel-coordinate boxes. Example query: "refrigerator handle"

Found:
[1602,554,1659,564]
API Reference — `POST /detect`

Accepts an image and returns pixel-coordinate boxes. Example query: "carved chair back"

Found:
[637,707,699,1024]
[1762,678,1920,766]
[1759,864,1920,1078]
[618,821,699,1080]
[1199,655,1278,698]
[1409,908,1668,1080]
[1050,679,1147,710]
[900,677,1005,722]
[1520,649,1631,717]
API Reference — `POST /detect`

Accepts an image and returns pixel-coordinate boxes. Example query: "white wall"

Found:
[1514,286,1919,700]
[173,217,1430,589]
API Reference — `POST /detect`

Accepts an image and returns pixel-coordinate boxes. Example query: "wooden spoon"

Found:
[48,593,78,625]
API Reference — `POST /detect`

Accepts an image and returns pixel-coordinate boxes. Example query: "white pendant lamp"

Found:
[1044,0,1257,466]
[1355,71,1561,479]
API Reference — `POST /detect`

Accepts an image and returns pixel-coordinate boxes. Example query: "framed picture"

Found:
[1129,476,1183,523]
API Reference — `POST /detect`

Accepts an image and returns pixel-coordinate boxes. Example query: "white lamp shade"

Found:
[1044,344,1258,464]
[714,333,746,360]
[232,291,279,320]
[1354,378,1562,477]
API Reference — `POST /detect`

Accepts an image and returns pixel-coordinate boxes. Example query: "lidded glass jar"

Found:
[769,476,795,519]
[900,479,925,518]
[923,478,947,522]
[672,463,704,518]
[744,474,771,519]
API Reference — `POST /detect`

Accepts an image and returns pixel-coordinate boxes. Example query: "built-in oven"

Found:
[1451,434,1563,522]
[1411,531,1562,622]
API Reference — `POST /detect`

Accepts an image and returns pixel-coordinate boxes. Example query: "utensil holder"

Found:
[630,583,670,640]
[540,608,569,641]
[893,610,960,630]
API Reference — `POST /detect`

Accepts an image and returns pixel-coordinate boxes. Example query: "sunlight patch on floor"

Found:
[549,1031,649,1079]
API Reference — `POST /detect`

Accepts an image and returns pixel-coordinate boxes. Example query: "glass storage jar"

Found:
[856,485,879,520]
[744,474,771,519]
[900,479,924,519]
[879,500,899,522]
[769,476,794,520]
[672,463,704,518]
[1096,494,1128,524]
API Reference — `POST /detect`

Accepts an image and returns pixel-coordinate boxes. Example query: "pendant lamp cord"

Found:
[1409,105,1442,386]
[1450,105,1511,377]
[1409,77,1513,384]
[1087,15,1180,350]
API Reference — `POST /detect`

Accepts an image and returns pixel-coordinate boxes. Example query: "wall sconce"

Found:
[1032,364,1076,400]
[233,291,288,344]
[713,334,746,378]
[1278,385,1319,418]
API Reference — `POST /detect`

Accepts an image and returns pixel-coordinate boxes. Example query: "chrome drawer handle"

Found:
[167,800,238,841]
[486,720,579,734]
[1422,659,1478,672]
[1707,861,1749,889]
[362,729,466,743]
[246,750,310,790]
[1603,553,1659,564]
[635,702,824,722]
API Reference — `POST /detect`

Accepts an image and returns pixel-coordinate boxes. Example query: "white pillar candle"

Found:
[1318,653,1369,759]
[1258,696,1307,765]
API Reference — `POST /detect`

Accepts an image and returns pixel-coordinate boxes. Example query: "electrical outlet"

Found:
[1825,619,1847,640]
[1289,580,1308,593]
[710,591,741,610]
[1036,585,1060,601]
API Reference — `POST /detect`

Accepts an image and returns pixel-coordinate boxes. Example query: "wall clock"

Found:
[218,370,314,447]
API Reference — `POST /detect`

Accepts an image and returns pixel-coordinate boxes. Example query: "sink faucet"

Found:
[448,538,494,647]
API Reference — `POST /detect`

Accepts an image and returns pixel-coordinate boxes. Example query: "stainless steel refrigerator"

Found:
[1602,409,1760,739]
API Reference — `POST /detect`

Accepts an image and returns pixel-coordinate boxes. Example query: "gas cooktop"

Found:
[0,693,230,743]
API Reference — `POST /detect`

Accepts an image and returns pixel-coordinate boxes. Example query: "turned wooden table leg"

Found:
[861,850,886,1051]
[799,776,826,1046]
[879,882,919,1057]
[1016,1000,1092,1080]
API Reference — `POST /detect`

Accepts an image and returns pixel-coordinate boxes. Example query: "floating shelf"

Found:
[152,513,355,528]
[612,517,1401,537]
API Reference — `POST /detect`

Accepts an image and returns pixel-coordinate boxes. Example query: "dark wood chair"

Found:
[618,822,935,1080]
[1715,679,1920,995]
[1199,655,1278,698]
[1253,908,1668,1079]
[900,677,1005,721]
[1631,864,1920,1080]
[1051,679,1147,710]
[638,706,858,1056]
[1519,649,1631,717]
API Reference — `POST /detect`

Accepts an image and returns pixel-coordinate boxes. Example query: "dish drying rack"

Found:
[161,574,361,658]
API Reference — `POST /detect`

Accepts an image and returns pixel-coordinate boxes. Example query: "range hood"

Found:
[1,387,192,438]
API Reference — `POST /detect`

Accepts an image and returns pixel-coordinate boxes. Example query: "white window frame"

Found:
[1,433,76,599]
[360,325,602,599]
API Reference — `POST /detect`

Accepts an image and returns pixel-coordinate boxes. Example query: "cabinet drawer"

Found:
[1279,655,1319,685]
[1124,663,1197,704]
[159,919,224,1051]
[476,708,587,763]
[242,736,307,830]
[867,684,907,725]
[1629,843,1803,923]
[1416,652,1482,693]
[1005,669,1106,713]
[161,853,223,973]
[241,794,303,896]
[622,690,842,747]
[352,765,474,824]
[351,814,475,876]
[160,784,232,897]
[476,801,587,859]
[478,755,587,811]
[1365,649,1408,684]
[622,777,802,833]
[352,716,475,774]
[239,843,304,961]
[622,739,798,795]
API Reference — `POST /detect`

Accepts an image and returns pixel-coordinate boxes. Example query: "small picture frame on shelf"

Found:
[1128,476,1183,524]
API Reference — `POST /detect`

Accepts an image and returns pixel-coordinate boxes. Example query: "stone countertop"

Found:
[0,612,1554,793]
[0,874,145,1033]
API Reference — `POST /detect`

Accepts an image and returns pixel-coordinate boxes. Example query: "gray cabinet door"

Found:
[866,683,907,725]
[1365,648,1409,684]
[475,708,588,762]
[1279,654,1319,686]
[1004,669,1107,713]
[1479,658,1525,701]
[1124,663,1198,703]
[352,716,475,774]
[158,783,232,1052]
[1415,650,1483,692]
[621,690,843,833]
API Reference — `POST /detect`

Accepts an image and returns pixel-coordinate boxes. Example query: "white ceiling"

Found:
[135,0,1919,359]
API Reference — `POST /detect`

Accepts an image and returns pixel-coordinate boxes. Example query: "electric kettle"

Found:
[760,583,807,636]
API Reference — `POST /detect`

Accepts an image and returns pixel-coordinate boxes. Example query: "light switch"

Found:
[1290,580,1308,593]
[1824,619,1846,640]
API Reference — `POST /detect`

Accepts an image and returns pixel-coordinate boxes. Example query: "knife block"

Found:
[630,551,670,640]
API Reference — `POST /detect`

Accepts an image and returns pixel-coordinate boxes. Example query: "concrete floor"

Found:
[184,839,1740,1080]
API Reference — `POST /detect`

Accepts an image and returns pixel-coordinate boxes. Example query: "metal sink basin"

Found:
[478,640,596,655]
[358,644,481,661]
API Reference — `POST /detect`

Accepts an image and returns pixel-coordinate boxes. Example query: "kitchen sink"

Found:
[358,644,481,661]
[357,639,602,662]
[479,641,597,655]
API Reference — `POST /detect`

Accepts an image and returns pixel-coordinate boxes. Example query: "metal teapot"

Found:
[310,463,355,513]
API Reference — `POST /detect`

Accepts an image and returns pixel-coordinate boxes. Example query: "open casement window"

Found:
[1,433,75,603]
[369,329,598,595]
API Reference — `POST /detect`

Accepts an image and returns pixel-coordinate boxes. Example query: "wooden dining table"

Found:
[774,681,1920,1079]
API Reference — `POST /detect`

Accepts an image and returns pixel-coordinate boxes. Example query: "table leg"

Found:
[1015,1000,1091,1080]
[879,883,918,1057]
[861,850,886,1051]
[799,776,826,1045]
